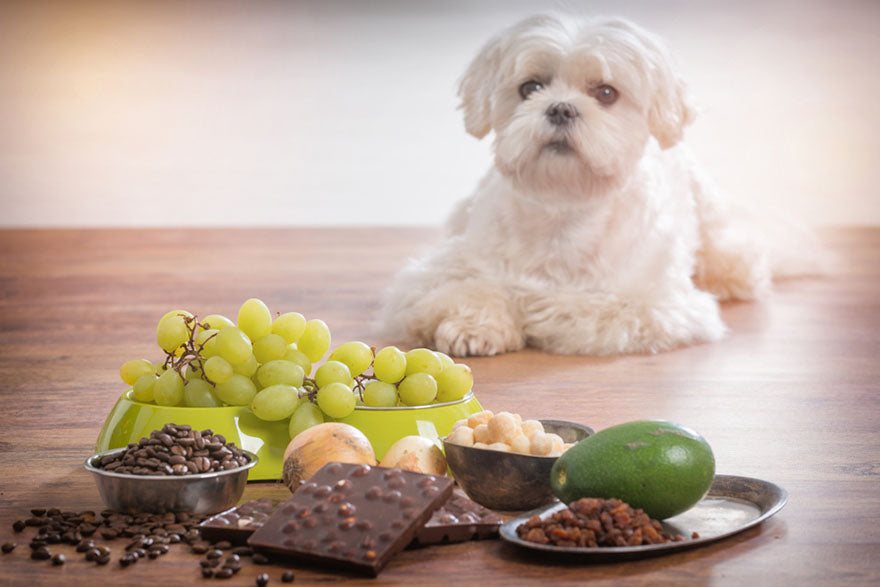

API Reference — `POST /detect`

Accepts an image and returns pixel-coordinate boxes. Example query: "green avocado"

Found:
[550,420,715,519]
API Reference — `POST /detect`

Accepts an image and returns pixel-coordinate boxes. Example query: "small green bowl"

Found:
[96,390,483,481]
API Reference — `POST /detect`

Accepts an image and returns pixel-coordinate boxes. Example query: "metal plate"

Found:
[499,474,787,560]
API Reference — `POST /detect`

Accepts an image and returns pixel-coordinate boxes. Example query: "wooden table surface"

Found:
[0,227,878,585]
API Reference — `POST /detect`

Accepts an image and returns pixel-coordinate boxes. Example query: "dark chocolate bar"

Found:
[200,498,279,544]
[410,493,502,546]
[247,462,453,576]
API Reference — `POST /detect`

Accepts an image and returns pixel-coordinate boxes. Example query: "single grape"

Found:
[215,326,253,365]
[184,362,204,380]
[328,341,374,377]
[202,314,235,331]
[204,355,233,384]
[237,298,273,341]
[283,346,312,376]
[153,369,185,406]
[272,312,306,344]
[131,373,157,403]
[288,401,324,438]
[435,363,473,402]
[314,360,353,389]
[397,373,438,406]
[297,319,331,362]
[232,353,258,377]
[251,384,300,421]
[362,380,398,407]
[404,348,443,377]
[184,378,221,407]
[253,333,287,364]
[372,346,407,383]
[214,373,257,406]
[316,382,356,419]
[120,359,155,386]
[435,351,455,370]
[195,328,220,357]
[156,310,193,354]
[257,360,305,388]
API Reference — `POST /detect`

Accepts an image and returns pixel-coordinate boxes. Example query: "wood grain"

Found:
[0,227,878,585]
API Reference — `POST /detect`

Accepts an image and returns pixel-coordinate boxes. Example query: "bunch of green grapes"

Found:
[119,298,474,440]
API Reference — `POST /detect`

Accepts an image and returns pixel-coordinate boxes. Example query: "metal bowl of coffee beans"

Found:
[84,423,258,514]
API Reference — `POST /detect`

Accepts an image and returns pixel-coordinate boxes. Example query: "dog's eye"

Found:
[595,84,619,105]
[519,81,543,100]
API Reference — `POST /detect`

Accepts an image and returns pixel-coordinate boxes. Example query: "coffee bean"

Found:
[215,540,232,550]
[201,567,214,578]
[252,552,270,565]
[51,553,65,566]
[119,553,137,567]
[1,542,16,554]
[281,571,295,583]
[12,520,26,532]
[231,546,253,557]
[76,540,95,552]
[207,549,223,559]
[256,573,270,586]
[214,567,235,578]
[30,508,47,517]
[96,554,111,565]
[31,546,51,560]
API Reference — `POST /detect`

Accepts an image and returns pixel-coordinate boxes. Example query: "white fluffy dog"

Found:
[381,14,775,357]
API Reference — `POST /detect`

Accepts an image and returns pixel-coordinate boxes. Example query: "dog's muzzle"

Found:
[545,102,579,126]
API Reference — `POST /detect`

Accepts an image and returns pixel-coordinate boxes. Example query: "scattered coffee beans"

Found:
[95,423,249,476]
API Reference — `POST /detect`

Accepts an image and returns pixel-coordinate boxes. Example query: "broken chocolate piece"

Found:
[410,493,502,546]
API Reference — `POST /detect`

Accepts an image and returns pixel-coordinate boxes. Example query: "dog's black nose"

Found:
[545,102,578,125]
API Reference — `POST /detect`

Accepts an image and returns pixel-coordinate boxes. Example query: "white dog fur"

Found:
[380,14,781,357]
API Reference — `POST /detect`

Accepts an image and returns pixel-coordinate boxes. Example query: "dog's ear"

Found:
[457,34,504,139]
[641,31,696,149]
[648,65,696,149]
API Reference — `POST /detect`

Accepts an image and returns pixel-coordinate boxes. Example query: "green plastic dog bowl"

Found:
[96,390,483,481]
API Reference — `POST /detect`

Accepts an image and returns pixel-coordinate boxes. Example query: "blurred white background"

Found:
[1,0,878,227]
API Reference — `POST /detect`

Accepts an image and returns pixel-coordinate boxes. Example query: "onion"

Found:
[378,435,447,476]
[282,422,377,492]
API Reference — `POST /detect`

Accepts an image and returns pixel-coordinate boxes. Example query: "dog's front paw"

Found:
[434,316,524,357]
[695,239,772,301]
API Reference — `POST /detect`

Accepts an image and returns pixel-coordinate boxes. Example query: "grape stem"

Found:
[163,315,217,385]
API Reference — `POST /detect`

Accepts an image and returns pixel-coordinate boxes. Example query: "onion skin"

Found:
[378,435,447,476]
[282,422,377,492]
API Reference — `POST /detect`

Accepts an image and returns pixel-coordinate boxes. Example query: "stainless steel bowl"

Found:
[443,420,593,511]
[84,448,258,514]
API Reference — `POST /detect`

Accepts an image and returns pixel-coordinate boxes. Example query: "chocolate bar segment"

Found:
[247,462,453,576]
[411,493,502,546]
[200,498,279,544]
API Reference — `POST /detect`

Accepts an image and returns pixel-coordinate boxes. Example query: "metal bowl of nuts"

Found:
[84,423,258,514]
[444,419,593,511]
